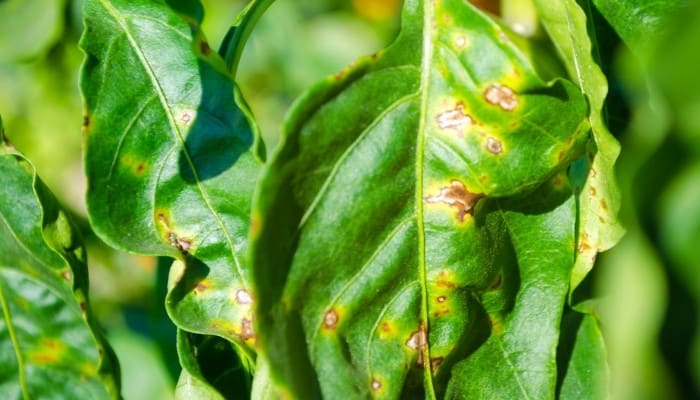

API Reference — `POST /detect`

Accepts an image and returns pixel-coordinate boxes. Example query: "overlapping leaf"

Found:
[0,118,119,399]
[532,0,624,298]
[251,0,591,398]
[81,0,263,369]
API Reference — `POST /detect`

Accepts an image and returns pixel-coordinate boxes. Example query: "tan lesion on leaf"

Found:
[405,322,428,367]
[436,103,474,134]
[323,308,340,330]
[157,211,194,255]
[486,136,503,154]
[234,289,253,305]
[424,180,484,222]
[240,318,255,341]
[371,379,382,391]
[484,83,518,111]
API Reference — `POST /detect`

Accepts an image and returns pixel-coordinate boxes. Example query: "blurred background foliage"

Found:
[0,0,697,399]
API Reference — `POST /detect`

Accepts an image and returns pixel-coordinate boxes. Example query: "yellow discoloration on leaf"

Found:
[424,180,484,222]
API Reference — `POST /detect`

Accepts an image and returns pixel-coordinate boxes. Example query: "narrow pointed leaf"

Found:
[81,0,263,359]
[251,0,589,398]
[0,122,119,399]
[533,0,624,296]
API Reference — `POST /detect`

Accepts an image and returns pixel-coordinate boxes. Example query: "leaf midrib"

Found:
[417,0,436,397]
[97,0,246,282]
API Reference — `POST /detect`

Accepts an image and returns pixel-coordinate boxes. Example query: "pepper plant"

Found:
[2,0,692,398]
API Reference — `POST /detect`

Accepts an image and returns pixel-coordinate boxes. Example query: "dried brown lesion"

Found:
[405,323,428,367]
[424,180,484,222]
[157,211,194,255]
[484,84,518,111]
[436,103,474,134]
[323,309,339,330]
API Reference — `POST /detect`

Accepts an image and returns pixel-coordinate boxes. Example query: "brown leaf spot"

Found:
[61,270,72,282]
[484,84,518,111]
[240,318,255,341]
[380,322,394,335]
[323,309,339,330]
[31,353,58,364]
[436,103,474,133]
[489,273,503,290]
[82,115,90,128]
[371,379,382,391]
[235,289,253,305]
[180,111,194,125]
[601,199,609,211]
[80,302,87,313]
[486,137,503,154]
[589,186,598,196]
[578,234,592,254]
[437,295,447,303]
[431,357,444,372]
[169,232,193,255]
[433,308,451,318]
[424,180,484,222]
[199,41,211,56]
[406,323,427,367]
[194,280,209,293]
[135,163,146,174]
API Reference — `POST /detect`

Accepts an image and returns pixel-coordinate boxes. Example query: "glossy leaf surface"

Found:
[0,120,119,399]
[251,0,589,397]
[81,0,263,360]
[533,0,624,296]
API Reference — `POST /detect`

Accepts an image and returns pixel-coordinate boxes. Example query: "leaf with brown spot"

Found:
[0,123,119,398]
[251,1,589,398]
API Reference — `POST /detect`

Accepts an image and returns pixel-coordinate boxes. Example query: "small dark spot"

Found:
[199,41,211,56]
[98,348,103,356]
[489,274,503,290]
[240,318,255,341]
[437,296,447,303]
[82,115,90,128]
[436,102,474,133]
[80,302,87,313]
[433,308,450,318]
[324,309,339,330]
[486,137,503,154]
[600,199,608,211]
[380,322,393,334]
[599,217,605,224]
[371,52,379,60]
[479,175,489,183]
[135,163,146,174]
[558,151,565,161]
[431,357,444,372]
[484,84,518,111]
[424,180,484,222]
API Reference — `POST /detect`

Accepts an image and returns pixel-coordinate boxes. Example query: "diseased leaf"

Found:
[81,0,263,365]
[251,0,589,397]
[533,0,624,297]
[0,119,119,399]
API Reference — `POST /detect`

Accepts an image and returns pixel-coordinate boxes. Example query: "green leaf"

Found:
[174,329,251,400]
[0,0,66,62]
[590,0,687,57]
[557,312,608,400]
[533,0,624,298]
[0,120,119,399]
[81,0,263,362]
[251,0,589,397]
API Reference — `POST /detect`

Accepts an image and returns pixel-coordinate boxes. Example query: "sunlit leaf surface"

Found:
[251,0,591,397]
[0,118,119,399]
